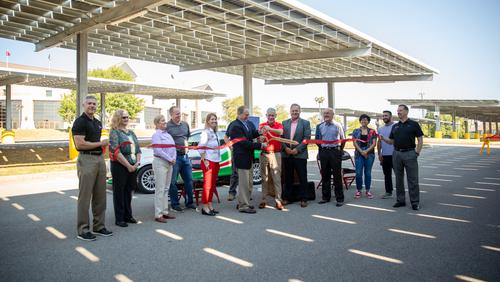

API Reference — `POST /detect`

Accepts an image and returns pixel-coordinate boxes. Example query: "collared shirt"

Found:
[109,129,141,165]
[389,118,424,150]
[71,113,103,153]
[259,121,283,152]
[151,129,176,162]
[378,123,395,156]
[315,120,345,148]
[198,128,221,162]
[166,120,190,155]
[290,119,299,140]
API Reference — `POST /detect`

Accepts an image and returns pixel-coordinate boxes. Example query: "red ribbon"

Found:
[148,137,247,150]
[303,130,378,145]
[109,141,132,161]
[485,135,500,140]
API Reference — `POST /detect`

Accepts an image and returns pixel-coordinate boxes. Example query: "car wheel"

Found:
[136,165,155,194]
[252,161,262,185]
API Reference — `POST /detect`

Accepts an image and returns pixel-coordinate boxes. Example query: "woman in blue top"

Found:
[352,114,378,199]
[109,109,141,227]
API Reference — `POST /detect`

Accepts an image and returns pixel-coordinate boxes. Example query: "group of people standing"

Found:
[72,95,423,242]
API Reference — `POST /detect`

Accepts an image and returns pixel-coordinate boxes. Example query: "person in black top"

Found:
[72,95,112,241]
[379,104,424,210]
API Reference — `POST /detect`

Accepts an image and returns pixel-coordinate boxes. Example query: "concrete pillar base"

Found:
[474,132,480,139]
[451,131,458,139]
[1,130,15,144]
[435,131,443,139]
[464,133,470,139]
[69,130,79,160]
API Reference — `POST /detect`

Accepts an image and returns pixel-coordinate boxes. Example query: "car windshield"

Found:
[188,130,226,146]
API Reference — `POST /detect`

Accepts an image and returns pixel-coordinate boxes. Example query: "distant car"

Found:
[108,129,263,194]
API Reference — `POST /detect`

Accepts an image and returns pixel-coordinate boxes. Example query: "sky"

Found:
[1,0,499,118]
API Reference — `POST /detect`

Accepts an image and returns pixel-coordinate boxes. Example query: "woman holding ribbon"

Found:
[198,113,221,216]
[109,109,141,227]
[151,115,177,223]
[352,114,378,199]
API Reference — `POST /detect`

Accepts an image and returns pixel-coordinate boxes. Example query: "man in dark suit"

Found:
[228,106,267,214]
[282,103,311,207]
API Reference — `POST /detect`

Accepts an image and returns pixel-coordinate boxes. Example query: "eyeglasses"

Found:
[122,116,129,120]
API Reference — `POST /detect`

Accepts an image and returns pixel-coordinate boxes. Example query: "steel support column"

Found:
[100,93,106,125]
[451,110,458,139]
[175,98,181,108]
[5,85,12,131]
[76,32,88,117]
[327,82,335,110]
[243,65,253,115]
[434,104,442,138]
[343,114,347,132]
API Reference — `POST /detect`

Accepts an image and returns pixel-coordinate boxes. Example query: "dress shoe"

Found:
[336,201,344,207]
[258,202,267,209]
[171,206,183,212]
[393,202,406,208]
[227,194,236,201]
[155,217,167,223]
[300,201,308,208]
[186,204,197,210]
[239,208,257,214]
[202,209,215,216]
[412,204,420,211]
[281,200,290,206]
[318,199,330,204]
[210,209,219,214]
[162,214,176,219]
[276,202,284,210]
[115,221,128,227]
[125,218,138,224]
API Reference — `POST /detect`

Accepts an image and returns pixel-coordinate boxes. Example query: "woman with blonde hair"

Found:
[109,109,141,227]
[151,114,177,223]
[198,113,221,216]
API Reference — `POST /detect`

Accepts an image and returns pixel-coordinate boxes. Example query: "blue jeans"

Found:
[169,154,194,207]
[355,154,375,191]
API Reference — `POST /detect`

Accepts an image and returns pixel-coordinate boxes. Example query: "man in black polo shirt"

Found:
[72,95,112,241]
[379,104,423,210]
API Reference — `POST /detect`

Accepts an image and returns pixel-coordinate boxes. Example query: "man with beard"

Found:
[377,110,395,199]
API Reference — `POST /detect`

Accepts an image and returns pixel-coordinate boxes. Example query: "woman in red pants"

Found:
[198,113,221,216]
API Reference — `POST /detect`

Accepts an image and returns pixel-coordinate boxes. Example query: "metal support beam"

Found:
[100,93,106,125]
[489,121,493,134]
[452,110,456,131]
[175,99,181,108]
[496,122,499,134]
[327,82,335,110]
[265,74,433,85]
[5,84,12,130]
[482,121,486,134]
[435,105,441,131]
[35,0,166,51]
[243,65,253,115]
[474,118,478,133]
[343,114,347,132]
[180,47,372,72]
[76,32,88,117]
[0,75,27,86]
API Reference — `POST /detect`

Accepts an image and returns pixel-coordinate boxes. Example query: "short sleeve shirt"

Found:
[389,119,424,150]
[166,120,190,155]
[71,113,103,153]
[259,121,283,152]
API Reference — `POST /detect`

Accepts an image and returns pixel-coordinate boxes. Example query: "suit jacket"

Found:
[228,119,262,169]
[281,118,311,159]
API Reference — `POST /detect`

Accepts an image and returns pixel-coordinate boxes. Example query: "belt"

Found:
[395,148,415,152]
[79,151,102,156]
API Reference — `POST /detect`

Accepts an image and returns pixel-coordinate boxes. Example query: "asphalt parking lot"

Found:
[1,146,499,282]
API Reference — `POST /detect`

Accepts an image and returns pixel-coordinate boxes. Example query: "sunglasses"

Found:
[122,116,129,120]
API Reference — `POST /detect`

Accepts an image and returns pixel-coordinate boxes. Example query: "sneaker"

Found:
[381,193,393,199]
[366,191,374,199]
[77,232,96,241]
[354,191,361,199]
[227,194,235,201]
[93,228,113,237]
[171,206,183,212]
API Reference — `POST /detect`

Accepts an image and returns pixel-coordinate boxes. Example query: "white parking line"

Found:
[265,206,289,212]
[11,203,24,210]
[155,229,183,240]
[75,246,99,262]
[1,197,10,201]
[454,168,478,171]
[454,274,486,282]
[348,249,403,264]
[46,226,67,239]
[312,214,357,224]
[484,177,500,180]
[215,216,244,224]
[114,274,133,282]
[435,174,462,178]
[27,214,41,221]
[422,166,438,168]
[423,178,452,182]
[438,203,473,209]
[70,196,78,200]
[481,245,500,252]
[420,183,440,187]
[55,191,66,195]
[346,204,395,212]
[388,228,436,239]
[203,248,253,267]
[475,182,500,186]
[266,229,314,242]
[453,194,486,199]
[412,213,470,223]
[465,187,495,192]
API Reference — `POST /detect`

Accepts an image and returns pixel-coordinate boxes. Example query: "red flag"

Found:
[6,50,10,56]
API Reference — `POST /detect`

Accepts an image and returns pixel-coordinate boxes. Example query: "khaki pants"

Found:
[153,157,173,218]
[260,152,282,203]
[77,154,107,234]
[237,169,253,210]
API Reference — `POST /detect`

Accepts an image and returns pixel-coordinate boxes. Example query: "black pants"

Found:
[319,149,344,202]
[111,161,136,223]
[283,157,308,202]
[381,155,393,194]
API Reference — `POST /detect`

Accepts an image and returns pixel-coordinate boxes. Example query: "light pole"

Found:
[315,96,324,120]
[418,92,425,118]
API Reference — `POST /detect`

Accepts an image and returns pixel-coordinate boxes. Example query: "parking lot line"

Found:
[420,183,440,187]
[11,203,24,210]
[312,215,357,224]
[454,168,478,171]
[215,215,244,224]
[27,214,41,221]
[155,229,183,240]
[75,246,99,262]
[481,245,500,252]
[387,228,436,239]
[475,182,500,186]
[437,203,473,209]
[265,206,289,212]
[114,274,133,282]
[55,191,65,195]
[452,194,486,199]
[203,248,253,268]
[348,249,403,264]
[465,187,495,192]
[484,177,500,180]
[45,226,67,239]
[346,204,395,212]
[435,174,462,178]
[454,275,486,282]
[423,178,452,182]
[70,196,78,200]
[1,197,10,201]
[411,213,470,223]
[266,229,314,242]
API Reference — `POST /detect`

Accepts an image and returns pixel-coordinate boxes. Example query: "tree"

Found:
[221,96,262,122]
[308,114,321,128]
[58,66,144,124]
[275,104,289,122]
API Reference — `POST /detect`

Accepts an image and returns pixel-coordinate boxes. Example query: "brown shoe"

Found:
[276,202,284,210]
[300,201,308,208]
[163,214,176,220]
[258,202,266,209]
[155,217,167,223]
